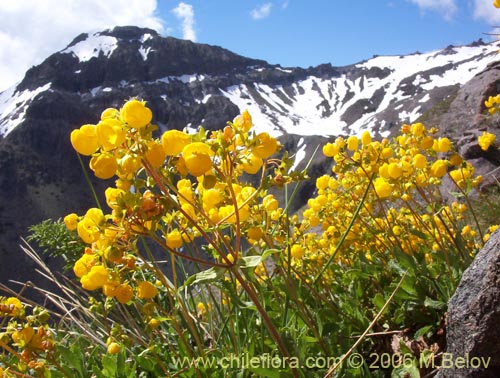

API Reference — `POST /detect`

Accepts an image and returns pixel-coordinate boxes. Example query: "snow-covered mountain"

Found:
[1,26,500,290]
[0,27,498,140]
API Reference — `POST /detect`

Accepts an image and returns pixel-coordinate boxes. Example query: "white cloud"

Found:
[172,2,196,41]
[408,0,458,21]
[473,0,500,25]
[0,0,164,92]
[251,3,272,20]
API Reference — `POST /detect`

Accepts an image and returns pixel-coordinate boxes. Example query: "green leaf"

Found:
[182,267,226,287]
[372,293,386,312]
[238,255,263,268]
[101,354,117,377]
[414,325,434,339]
[423,297,446,310]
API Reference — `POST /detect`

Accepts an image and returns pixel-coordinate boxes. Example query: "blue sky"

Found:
[159,0,499,68]
[0,0,499,91]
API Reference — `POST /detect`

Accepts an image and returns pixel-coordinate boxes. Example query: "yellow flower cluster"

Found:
[0,297,54,375]
[292,124,483,283]
[484,94,500,115]
[66,102,284,300]
[478,131,496,151]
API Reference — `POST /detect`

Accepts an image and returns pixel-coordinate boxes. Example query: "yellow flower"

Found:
[3,297,23,316]
[290,244,304,259]
[107,342,121,354]
[233,110,252,133]
[373,177,392,198]
[64,213,78,231]
[361,131,372,145]
[240,153,263,174]
[430,159,448,178]
[70,124,100,155]
[114,284,134,304]
[101,107,119,120]
[73,254,95,278]
[388,162,403,179]
[263,194,279,211]
[347,136,359,151]
[478,131,496,151]
[182,142,213,177]
[410,122,425,137]
[494,0,500,9]
[252,132,278,158]
[12,327,35,347]
[118,154,141,178]
[412,154,427,169]
[90,153,118,179]
[137,281,158,299]
[161,129,190,156]
[105,187,125,210]
[433,137,452,153]
[120,99,152,128]
[166,230,183,249]
[322,142,339,157]
[80,265,108,291]
[202,188,223,209]
[96,118,126,151]
[145,140,166,168]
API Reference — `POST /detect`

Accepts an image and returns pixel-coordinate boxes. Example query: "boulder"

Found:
[439,230,500,377]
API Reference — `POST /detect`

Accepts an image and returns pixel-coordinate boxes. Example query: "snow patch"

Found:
[0,83,51,137]
[63,33,118,62]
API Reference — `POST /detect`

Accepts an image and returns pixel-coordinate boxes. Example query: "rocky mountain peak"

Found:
[17,26,269,93]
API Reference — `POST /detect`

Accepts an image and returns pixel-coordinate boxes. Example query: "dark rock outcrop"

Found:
[439,230,500,377]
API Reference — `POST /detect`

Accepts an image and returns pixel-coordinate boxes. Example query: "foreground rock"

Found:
[439,230,500,377]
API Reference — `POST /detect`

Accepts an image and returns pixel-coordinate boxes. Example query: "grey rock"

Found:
[439,230,500,377]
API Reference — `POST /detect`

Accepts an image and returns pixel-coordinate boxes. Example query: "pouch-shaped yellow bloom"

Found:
[90,153,118,179]
[118,154,142,178]
[412,154,427,169]
[121,99,152,128]
[101,107,119,120]
[96,118,126,151]
[322,142,339,157]
[290,244,305,259]
[233,110,252,133]
[12,327,35,347]
[81,265,108,291]
[145,141,166,168]
[64,213,78,231]
[240,153,263,174]
[388,162,403,179]
[361,130,372,145]
[252,132,278,158]
[433,137,452,153]
[73,254,95,278]
[182,142,213,176]
[162,129,190,156]
[430,159,448,178]
[478,131,496,151]
[374,177,392,198]
[70,124,100,155]
[4,297,23,316]
[137,281,158,299]
[347,136,359,151]
[410,122,425,137]
[166,229,183,249]
[107,342,121,354]
[105,187,125,210]
[115,284,134,304]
